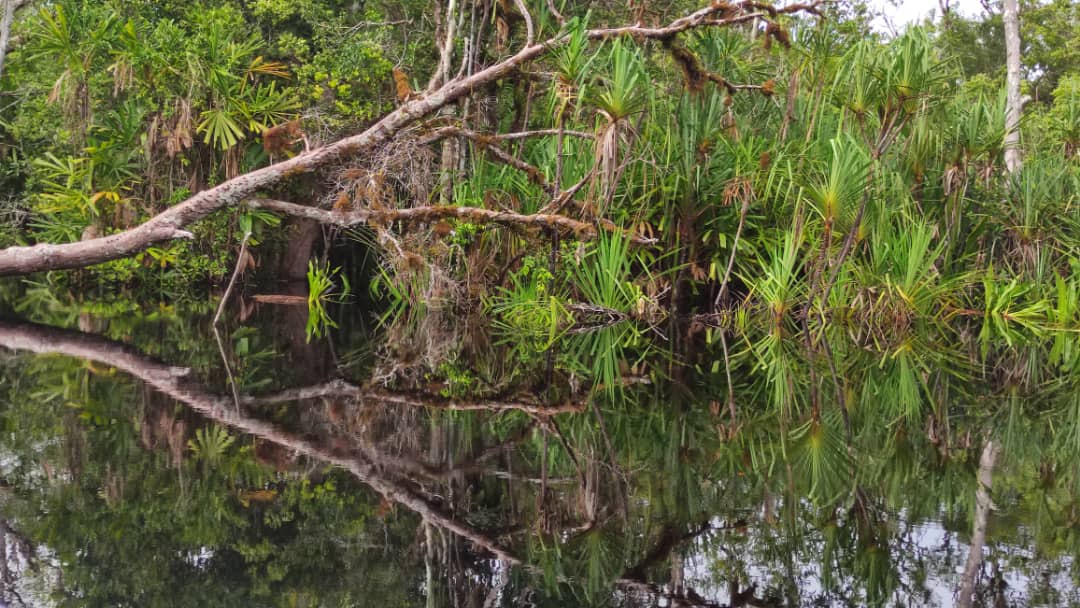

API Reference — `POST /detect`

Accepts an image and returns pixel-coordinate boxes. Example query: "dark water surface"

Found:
[0,286,1078,607]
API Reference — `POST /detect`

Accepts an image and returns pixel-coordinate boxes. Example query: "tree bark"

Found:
[278,217,321,280]
[0,0,25,82]
[956,439,1000,608]
[0,1,818,276]
[1003,0,1022,174]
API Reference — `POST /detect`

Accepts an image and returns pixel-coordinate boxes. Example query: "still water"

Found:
[0,286,1078,607]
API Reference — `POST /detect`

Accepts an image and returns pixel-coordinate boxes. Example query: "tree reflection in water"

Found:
[0,299,1078,607]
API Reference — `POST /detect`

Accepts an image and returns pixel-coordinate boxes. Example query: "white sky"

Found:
[870,0,989,33]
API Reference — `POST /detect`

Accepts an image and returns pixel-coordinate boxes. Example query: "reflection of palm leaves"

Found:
[577,527,622,602]
[856,539,895,605]
[562,324,639,400]
[873,426,920,505]
[863,343,928,423]
[749,328,803,415]
[791,412,850,504]
[1054,391,1080,456]
[188,425,235,466]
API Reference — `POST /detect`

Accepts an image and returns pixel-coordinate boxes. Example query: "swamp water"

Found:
[0,286,1078,607]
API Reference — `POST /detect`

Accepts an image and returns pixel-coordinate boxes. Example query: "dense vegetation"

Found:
[0,0,1079,606]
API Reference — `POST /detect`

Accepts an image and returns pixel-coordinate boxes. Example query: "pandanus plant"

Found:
[590,39,647,213]
[1003,157,1074,278]
[832,40,884,124]
[1046,75,1080,158]
[195,29,298,153]
[804,135,870,298]
[29,3,120,141]
[945,90,1006,185]
[549,20,593,190]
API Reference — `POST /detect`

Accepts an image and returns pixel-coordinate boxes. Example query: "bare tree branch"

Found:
[421,125,554,193]
[513,0,535,47]
[486,129,593,141]
[243,198,658,244]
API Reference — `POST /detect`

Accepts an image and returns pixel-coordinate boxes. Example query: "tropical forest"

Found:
[0,0,1078,605]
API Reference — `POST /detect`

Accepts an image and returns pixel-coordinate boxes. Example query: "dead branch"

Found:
[513,0,535,47]
[421,126,554,193]
[486,129,593,141]
[241,378,585,415]
[243,198,658,245]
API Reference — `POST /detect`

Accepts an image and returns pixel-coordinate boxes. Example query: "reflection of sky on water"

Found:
[674,515,1079,607]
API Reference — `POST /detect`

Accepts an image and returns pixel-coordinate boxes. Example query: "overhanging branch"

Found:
[244,198,658,245]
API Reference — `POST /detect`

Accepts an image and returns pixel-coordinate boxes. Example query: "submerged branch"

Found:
[241,379,585,415]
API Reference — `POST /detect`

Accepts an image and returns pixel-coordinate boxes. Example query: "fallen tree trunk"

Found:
[0,1,820,277]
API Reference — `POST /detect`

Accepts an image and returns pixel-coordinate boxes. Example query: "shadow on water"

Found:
[0,284,1079,607]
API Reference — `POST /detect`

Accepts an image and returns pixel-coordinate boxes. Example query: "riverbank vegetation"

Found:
[0,0,1074,341]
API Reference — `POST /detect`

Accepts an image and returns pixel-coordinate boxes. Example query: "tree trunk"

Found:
[279,217,320,280]
[1003,0,1022,174]
[0,0,25,82]
[957,439,1000,608]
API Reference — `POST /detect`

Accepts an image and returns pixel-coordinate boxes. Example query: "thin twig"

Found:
[213,231,251,326]
[714,193,751,309]
[513,0,535,47]
[212,326,242,412]
[719,328,737,427]
[545,0,565,25]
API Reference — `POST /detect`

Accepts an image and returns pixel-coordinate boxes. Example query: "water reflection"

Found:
[0,295,1078,607]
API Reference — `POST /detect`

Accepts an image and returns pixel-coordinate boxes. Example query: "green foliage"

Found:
[306,260,350,341]
[188,424,237,467]
[491,256,570,348]
[571,230,643,313]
